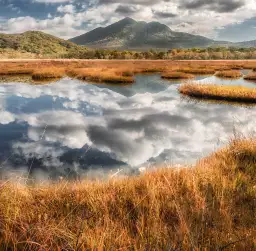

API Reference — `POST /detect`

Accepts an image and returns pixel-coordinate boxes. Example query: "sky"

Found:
[0,0,255,42]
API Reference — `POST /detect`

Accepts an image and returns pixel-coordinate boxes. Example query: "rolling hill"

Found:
[0,31,83,56]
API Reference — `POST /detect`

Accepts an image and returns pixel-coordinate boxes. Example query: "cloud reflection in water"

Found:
[0,75,255,180]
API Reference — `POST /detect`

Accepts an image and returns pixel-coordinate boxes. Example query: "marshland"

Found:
[0,60,255,250]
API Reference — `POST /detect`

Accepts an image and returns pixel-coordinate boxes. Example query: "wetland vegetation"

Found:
[215,70,243,79]
[0,59,255,250]
[0,137,255,250]
[179,83,256,104]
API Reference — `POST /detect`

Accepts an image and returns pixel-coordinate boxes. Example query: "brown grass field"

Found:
[0,59,255,84]
[179,83,256,104]
[215,70,242,79]
[0,137,255,250]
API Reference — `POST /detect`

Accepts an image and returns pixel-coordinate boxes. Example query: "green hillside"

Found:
[0,31,86,56]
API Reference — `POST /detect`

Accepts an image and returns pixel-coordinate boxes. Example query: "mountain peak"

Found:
[119,17,136,24]
[70,18,215,50]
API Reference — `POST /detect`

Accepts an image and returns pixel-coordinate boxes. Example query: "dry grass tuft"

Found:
[32,68,65,80]
[67,67,134,84]
[215,70,242,79]
[161,71,194,80]
[243,63,256,69]
[179,83,256,103]
[0,66,34,75]
[0,138,255,250]
[244,72,256,81]
[179,68,216,75]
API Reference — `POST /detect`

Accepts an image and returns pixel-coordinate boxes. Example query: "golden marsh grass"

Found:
[0,137,255,250]
[215,70,242,79]
[0,60,255,85]
[161,71,194,79]
[179,68,216,75]
[67,67,135,84]
[32,67,66,80]
[244,72,256,81]
[0,67,34,75]
[179,83,256,104]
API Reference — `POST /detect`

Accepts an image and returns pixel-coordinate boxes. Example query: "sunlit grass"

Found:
[243,63,256,69]
[32,68,65,80]
[0,66,34,75]
[161,71,194,79]
[215,70,242,79]
[213,66,232,71]
[179,68,216,75]
[0,137,255,250]
[179,83,256,103]
[67,67,135,84]
[0,60,255,85]
[244,72,256,81]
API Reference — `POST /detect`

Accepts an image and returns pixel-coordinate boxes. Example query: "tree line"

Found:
[65,47,256,60]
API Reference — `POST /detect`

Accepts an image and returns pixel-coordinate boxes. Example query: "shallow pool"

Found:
[0,74,255,181]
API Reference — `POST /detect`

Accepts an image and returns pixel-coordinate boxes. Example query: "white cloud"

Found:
[1,14,84,38]
[57,4,75,13]
[0,111,15,125]
[0,0,255,39]
[22,111,92,149]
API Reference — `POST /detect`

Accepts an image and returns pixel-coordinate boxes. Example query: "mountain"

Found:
[0,31,81,55]
[235,40,256,48]
[0,27,255,59]
[70,17,218,50]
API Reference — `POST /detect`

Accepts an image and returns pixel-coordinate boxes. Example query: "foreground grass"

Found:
[179,83,256,104]
[0,138,255,250]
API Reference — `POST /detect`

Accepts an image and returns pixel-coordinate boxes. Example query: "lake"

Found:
[0,74,255,181]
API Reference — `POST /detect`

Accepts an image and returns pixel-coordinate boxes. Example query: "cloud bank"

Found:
[0,0,255,40]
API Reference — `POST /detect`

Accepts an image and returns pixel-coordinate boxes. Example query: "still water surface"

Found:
[0,74,255,180]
